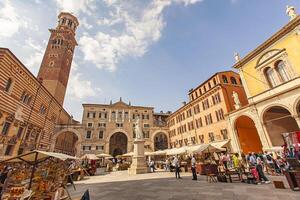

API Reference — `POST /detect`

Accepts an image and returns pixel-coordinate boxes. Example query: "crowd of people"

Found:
[147,151,291,184]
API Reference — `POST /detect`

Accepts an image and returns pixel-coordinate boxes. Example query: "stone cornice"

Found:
[233,16,300,69]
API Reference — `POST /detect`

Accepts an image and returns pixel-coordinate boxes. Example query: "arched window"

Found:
[5,78,12,92]
[264,67,277,87]
[275,60,290,82]
[222,75,228,83]
[230,77,237,85]
[208,82,211,89]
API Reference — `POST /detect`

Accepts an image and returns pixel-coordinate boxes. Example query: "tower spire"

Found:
[37,12,79,106]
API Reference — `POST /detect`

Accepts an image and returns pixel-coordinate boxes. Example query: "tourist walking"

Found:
[173,156,181,179]
[149,160,156,172]
[191,155,197,180]
[249,152,257,166]
[256,157,270,184]
[165,158,170,172]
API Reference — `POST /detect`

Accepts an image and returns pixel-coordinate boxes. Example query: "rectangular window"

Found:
[98,123,106,128]
[87,122,93,128]
[143,131,150,138]
[96,145,104,150]
[1,122,11,135]
[205,114,213,125]
[199,134,204,143]
[5,145,14,156]
[143,124,150,128]
[5,78,12,92]
[208,132,215,142]
[83,146,91,151]
[221,129,228,140]
[99,130,104,139]
[86,131,92,139]
[116,123,123,128]
[17,127,24,138]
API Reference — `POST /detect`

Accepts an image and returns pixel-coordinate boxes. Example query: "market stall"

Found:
[81,154,99,176]
[0,150,77,200]
[188,144,225,175]
[282,131,300,191]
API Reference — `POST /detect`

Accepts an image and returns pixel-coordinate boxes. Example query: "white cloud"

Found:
[54,0,96,15]
[0,0,27,38]
[24,38,45,72]
[66,60,101,99]
[79,0,201,71]
[81,17,93,29]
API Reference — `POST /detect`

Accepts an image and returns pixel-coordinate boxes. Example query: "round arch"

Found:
[109,132,128,157]
[152,131,169,151]
[263,105,299,146]
[292,96,300,116]
[51,128,81,156]
[234,115,263,153]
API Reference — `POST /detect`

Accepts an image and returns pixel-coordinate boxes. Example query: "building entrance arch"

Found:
[263,106,299,146]
[235,115,262,153]
[109,132,128,157]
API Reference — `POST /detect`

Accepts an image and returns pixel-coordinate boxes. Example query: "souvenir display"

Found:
[0,151,76,200]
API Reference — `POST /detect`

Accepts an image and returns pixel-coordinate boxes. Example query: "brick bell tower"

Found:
[37,12,79,106]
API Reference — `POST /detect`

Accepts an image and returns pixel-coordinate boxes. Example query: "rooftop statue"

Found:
[286,5,297,21]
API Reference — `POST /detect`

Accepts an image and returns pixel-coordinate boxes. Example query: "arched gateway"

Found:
[235,115,262,153]
[109,132,128,157]
[263,106,299,146]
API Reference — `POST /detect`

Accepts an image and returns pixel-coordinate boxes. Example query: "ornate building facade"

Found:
[76,99,169,157]
[227,12,300,153]
[0,12,79,159]
[167,71,248,150]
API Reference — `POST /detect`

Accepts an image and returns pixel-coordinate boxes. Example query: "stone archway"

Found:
[263,106,299,146]
[51,128,81,156]
[153,132,168,151]
[235,115,263,153]
[54,131,78,156]
[109,132,128,157]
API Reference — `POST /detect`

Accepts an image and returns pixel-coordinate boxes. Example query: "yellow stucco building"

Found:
[227,11,300,154]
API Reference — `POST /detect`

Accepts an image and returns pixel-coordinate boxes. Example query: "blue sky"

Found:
[0,0,299,121]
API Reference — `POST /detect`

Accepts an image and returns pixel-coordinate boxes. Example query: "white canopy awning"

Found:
[1,150,77,163]
[81,154,100,160]
[210,139,230,149]
[96,153,113,158]
[121,152,134,157]
[166,146,189,155]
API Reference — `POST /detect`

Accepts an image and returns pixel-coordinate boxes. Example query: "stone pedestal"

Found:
[128,139,148,175]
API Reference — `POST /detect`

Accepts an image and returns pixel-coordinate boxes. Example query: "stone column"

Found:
[253,117,271,151]
[128,138,148,175]
[227,117,241,153]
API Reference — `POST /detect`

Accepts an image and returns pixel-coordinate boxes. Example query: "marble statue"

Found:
[134,118,143,140]
[232,91,241,109]
[286,5,297,21]
[234,52,241,63]
[15,105,24,122]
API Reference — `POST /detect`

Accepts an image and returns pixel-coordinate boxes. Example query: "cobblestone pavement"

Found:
[69,171,300,200]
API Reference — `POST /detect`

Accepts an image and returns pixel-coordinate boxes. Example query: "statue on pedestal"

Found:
[286,5,297,21]
[234,52,241,63]
[232,91,241,109]
[134,118,143,140]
